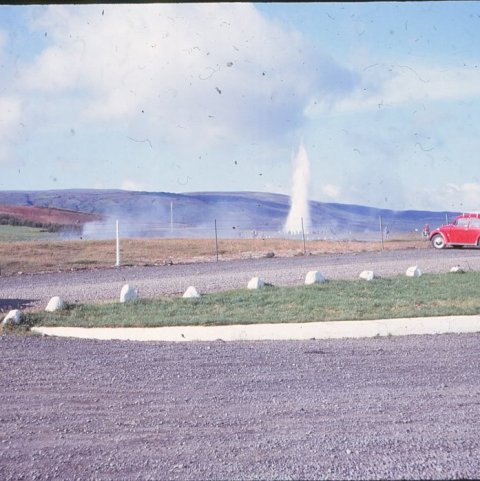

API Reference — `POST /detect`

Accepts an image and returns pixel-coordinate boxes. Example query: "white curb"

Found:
[32,315,480,342]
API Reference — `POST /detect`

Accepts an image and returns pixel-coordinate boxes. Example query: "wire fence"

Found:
[73,214,443,268]
[0,213,448,275]
[78,213,451,243]
[0,212,452,242]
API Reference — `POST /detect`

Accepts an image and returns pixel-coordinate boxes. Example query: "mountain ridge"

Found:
[0,189,459,238]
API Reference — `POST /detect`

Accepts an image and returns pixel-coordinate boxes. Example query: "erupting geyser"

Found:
[283,142,311,234]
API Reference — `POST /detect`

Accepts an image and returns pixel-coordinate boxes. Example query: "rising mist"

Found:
[283,142,311,234]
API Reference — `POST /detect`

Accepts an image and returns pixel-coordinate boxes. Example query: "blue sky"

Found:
[1,2,480,211]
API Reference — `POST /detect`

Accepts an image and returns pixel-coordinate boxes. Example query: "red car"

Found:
[430,213,480,249]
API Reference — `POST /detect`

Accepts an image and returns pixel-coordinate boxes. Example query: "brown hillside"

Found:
[0,205,103,225]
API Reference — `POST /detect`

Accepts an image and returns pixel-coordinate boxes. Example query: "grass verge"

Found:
[0,225,60,242]
[25,272,480,328]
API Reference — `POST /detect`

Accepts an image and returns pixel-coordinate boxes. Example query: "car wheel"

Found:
[432,234,446,249]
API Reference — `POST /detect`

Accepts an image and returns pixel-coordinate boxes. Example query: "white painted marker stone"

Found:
[45,296,66,312]
[120,284,138,303]
[2,309,24,326]
[247,277,264,290]
[305,271,326,285]
[406,266,422,278]
[359,270,377,281]
[183,286,201,298]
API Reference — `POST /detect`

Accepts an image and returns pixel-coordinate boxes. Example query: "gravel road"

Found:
[1,247,480,312]
[1,333,479,480]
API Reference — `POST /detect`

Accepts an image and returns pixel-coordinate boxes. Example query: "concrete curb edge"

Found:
[31,315,480,342]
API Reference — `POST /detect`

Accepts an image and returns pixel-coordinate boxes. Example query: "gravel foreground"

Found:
[1,333,479,480]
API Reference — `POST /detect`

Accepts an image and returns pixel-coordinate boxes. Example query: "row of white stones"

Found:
[1,265,465,326]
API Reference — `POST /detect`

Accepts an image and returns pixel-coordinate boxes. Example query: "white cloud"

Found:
[306,62,480,116]
[321,183,341,200]
[19,4,356,150]
[0,96,23,164]
[442,182,480,211]
[121,179,147,192]
[0,31,23,164]
[415,182,480,212]
[0,29,6,59]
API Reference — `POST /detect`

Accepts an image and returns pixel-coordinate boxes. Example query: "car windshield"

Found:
[456,218,469,227]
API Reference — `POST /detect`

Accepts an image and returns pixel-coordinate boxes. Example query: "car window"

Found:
[470,218,480,228]
[457,218,469,227]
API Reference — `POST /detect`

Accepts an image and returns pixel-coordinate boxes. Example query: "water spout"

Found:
[283,142,311,234]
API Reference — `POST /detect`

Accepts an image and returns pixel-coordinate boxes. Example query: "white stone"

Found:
[120,284,138,303]
[359,270,377,281]
[406,266,422,278]
[2,309,24,326]
[305,271,326,285]
[183,286,201,298]
[247,277,264,290]
[450,266,465,273]
[45,296,66,312]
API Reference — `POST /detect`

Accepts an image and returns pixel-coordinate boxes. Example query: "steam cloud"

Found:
[283,142,311,234]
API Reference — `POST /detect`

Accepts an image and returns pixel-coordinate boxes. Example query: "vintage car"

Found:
[430,213,480,249]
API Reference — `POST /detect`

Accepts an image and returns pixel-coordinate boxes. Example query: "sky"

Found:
[1,2,480,211]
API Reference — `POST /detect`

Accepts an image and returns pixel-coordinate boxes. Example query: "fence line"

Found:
[0,214,450,274]
[102,216,433,267]
[0,216,438,272]
[78,215,445,242]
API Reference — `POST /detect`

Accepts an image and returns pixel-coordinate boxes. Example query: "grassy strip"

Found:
[0,225,61,242]
[27,272,480,328]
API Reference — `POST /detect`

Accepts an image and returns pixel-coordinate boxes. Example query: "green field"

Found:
[24,272,480,328]
[0,225,60,242]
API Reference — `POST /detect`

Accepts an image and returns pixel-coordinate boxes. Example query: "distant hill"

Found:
[0,189,459,239]
[0,204,103,226]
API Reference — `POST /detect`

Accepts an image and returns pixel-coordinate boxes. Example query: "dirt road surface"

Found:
[1,247,480,312]
[1,333,479,480]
